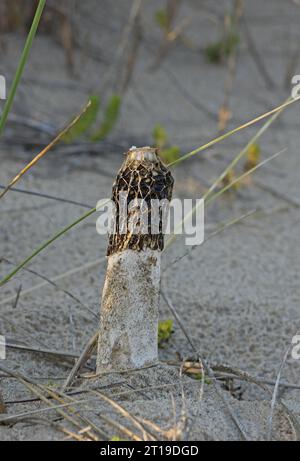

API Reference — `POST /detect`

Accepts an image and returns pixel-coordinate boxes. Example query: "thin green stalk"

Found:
[0,0,46,137]
[0,207,97,286]
[205,148,286,206]
[203,97,292,201]
[166,209,257,271]
[164,148,286,250]
[167,97,299,168]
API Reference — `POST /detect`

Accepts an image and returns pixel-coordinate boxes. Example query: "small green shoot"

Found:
[158,319,174,347]
[91,94,121,142]
[161,146,180,164]
[222,169,240,191]
[152,124,180,164]
[244,142,261,171]
[0,0,46,137]
[62,95,100,143]
[193,373,213,385]
[204,33,239,64]
[46,380,59,389]
[153,124,168,149]
[154,9,169,30]
[222,142,261,191]
[61,94,121,143]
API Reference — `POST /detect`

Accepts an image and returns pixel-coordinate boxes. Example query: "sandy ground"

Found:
[0,0,300,441]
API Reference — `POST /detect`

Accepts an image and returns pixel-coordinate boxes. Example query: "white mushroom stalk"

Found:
[97,147,174,373]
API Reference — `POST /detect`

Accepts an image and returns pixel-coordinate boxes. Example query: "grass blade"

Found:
[0,0,46,137]
[0,184,93,209]
[0,258,105,307]
[0,207,97,286]
[167,97,299,167]
[165,148,286,249]
[166,209,257,270]
[205,148,286,206]
[203,98,293,201]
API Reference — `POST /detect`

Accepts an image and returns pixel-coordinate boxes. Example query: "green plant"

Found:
[91,94,121,142]
[0,205,98,286]
[193,373,213,384]
[0,0,46,137]
[158,319,174,347]
[62,94,121,143]
[244,142,261,171]
[46,380,59,389]
[222,168,240,191]
[152,124,180,164]
[204,32,239,64]
[62,95,100,143]
[153,124,168,148]
[154,8,169,30]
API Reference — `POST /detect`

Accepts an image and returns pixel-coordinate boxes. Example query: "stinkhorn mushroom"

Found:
[96,146,174,372]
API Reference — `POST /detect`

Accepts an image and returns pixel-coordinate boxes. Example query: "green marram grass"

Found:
[0,0,46,137]
[62,94,122,143]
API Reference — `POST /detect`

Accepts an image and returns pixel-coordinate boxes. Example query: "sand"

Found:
[0,0,300,441]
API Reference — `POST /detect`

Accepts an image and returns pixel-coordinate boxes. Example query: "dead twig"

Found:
[0,363,103,439]
[241,14,275,89]
[218,0,244,133]
[95,412,142,442]
[43,386,107,440]
[141,38,217,120]
[119,1,143,93]
[0,391,6,414]
[161,290,197,353]
[12,284,22,309]
[211,365,300,391]
[0,184,93,209]
[63,331,99,390]
[1,257,99,321]
[0,258,105,308]
[210,363,299,440]
[101,0,143,93]
[253,179,300,208]
[8,113,56,136]
[0,312,47,349]
[5,341,79,361]
[0,100,91,200]
[151,0,182,69]
[165,210,257,271]
[161,290,249,440]
[267,334,300,441]
[161,66,217,121]
[91,389,154,441]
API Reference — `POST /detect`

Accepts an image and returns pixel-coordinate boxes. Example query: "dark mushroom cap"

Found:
[107,147,174,256]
